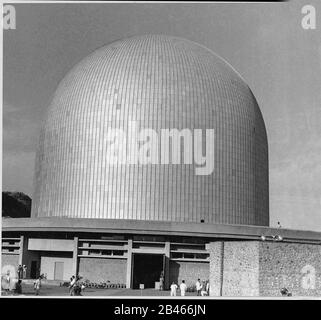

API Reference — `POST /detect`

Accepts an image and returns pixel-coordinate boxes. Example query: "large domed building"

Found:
[32,34,269,226]
[3,35,320,296]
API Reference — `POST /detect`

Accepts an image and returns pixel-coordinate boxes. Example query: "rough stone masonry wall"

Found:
[209,241,260,296]
[222,241,260,296]
[208,242,223,296]
[209,241,321,297]
[169,261,209,288]
[78,257,126,284]
[259,242,321,297]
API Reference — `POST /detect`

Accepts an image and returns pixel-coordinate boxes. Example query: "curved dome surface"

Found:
[32,34,269,226]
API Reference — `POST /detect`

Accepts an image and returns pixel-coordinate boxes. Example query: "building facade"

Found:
[2,35,320,296]
[2,218,321,295]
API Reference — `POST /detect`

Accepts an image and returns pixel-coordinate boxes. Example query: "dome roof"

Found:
[32,34,269,226]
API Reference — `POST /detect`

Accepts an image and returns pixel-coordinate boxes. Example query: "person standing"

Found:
[69,275,76,295]
[22,265,27,279]
[170,282,178,296]
[15,279,22,295]
[3,271,11,292]
[159,271,164,291]
[196,279,202,296]
[180,280,187,297]
[206,280,210,296]
[17,265,23,280]
[34,277,41,296]
[73,276,82,296]
[201,280,207,296]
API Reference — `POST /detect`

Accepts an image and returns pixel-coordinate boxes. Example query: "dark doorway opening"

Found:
[30,260,38,279]
[133,254,163,289]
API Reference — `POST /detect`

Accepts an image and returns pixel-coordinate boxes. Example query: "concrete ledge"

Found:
[2,217,321,244]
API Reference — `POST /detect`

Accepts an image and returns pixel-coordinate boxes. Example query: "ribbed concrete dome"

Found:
[32,34,269,226]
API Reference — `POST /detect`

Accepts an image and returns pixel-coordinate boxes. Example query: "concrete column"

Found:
[20,235,30,278]
[164,241,170,290]
[126,239,133,288]
[19,235,24,265]
[19,236,41,279]
[72,237,78,276]
[208,241,224,296]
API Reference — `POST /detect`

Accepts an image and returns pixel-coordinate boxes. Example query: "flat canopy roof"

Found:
[2,217,321,244]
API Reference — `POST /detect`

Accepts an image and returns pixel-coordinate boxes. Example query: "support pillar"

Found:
[20,235,30,278]
[126,239,133,288]
[72,237,78,276]
[19,235,24,265]
[164,241,170,290]
[208,241,224,296]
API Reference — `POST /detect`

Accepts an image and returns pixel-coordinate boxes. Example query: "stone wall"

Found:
[259,242,321,297]
[208,242,223,296]
[222,241,259,296]
[169,260,209,288]
[78,257,126,284]
[208,240,321,297]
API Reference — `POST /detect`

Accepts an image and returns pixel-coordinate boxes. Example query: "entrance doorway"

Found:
[132,254,164,289]
[30,261,38,279]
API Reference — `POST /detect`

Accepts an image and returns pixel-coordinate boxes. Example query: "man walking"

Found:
[201,280,208,296]
[34,276,41,295]
[22,265,27,279]
[206,280,210,296]
[159,271,164,291]
[69,275,76,295]
[196,278,202,296]
[17,265,23,280]
[170,282,178,296]
[180,280,187,297]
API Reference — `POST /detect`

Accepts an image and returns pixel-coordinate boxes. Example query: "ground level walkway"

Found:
[1,283,201,297]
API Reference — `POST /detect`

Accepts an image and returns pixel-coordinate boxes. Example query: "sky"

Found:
[2,1,321,231]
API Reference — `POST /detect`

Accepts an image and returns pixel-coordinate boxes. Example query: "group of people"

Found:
[1,265,26,294]
[195,279,210,296]
[170,280,187,296]
[69,275,85,296]
[170,279,210,297]
[17,265,27,280]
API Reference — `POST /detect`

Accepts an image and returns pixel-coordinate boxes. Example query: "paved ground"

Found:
[2,283,199,297]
